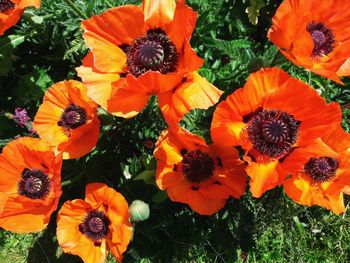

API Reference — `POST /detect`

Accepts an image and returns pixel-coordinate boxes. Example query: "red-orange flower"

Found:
[211,67,342,198]
[76,0,222,125]
[282,128,350,214]
[0,137,62,233]
[33,80,100,159]
[57,183,132,263]
[268,0,350,83]
[0,0,40,36]
[154,127,247,215]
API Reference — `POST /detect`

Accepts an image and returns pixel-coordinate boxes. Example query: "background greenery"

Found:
[1,0,350,262]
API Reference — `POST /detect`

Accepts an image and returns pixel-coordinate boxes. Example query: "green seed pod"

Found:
[129,200,150,222]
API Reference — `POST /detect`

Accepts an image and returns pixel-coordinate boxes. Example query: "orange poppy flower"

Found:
[282,128,350,214]
[0,0,40,36]
[268,0,350,83]
[154,127,247,215]
[33,80,100,159]
[76,0,222,125]
[57,183,132,263]
[211,67,342,198]
[0,137,62,233]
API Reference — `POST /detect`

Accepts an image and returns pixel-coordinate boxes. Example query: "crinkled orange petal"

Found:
[85,183,130,219]
[126,70,183,94]
[107,78,150,118]
[166,2,197,51]
[154,128,207,165]
[337,57,350,76]
[247,160,280,198]
[167,179,226,215]
[142,0,176,29]
[83,31,126,73]
[209,144,248,198]
[76,52,120,111]
[57,199,108,263]
[18,0,41,8]
[57,119,100,159]
[82,5,145,46]
[284,174,345,214]
[177,41,204,72]
[155,162,185,190]
[158,72,222,127]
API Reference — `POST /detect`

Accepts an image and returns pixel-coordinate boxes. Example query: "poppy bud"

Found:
[129,200,150,222]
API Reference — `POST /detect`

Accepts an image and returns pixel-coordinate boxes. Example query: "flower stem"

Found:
[61,172,85,186]
[62,0,88,19]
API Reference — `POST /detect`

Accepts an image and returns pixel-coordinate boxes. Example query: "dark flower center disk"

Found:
[18,168,50,200]
[181,149,215,183]
[126,28,179,77]
[58,104,87,129]
[306,22,335,58]
[246,109,299,159]
[79,210,110,242]
[0,0,15,13]
[304,156,338,182]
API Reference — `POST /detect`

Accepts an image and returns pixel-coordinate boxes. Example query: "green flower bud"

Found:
[129,200,150,223]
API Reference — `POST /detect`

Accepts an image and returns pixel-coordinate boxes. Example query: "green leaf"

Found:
[246,0,265,25]
[133,170,155,185]
[152,191,168,203]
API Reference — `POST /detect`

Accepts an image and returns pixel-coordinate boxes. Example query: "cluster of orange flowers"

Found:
[1,0,350,262]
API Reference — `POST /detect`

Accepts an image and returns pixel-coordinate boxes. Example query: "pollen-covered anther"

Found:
[181,149,215,183]
[246,109,299,159]
[58,104,87,129]
[0,0,15,13]
[79,210,110,242]
[304,156,339,183]
[18,168,51,200]
[126,28,179,77]
[306,22,335,58]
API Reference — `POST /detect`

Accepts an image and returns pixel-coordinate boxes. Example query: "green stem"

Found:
[61,172,85,186]
[307,70,312,85]
[62,0,88,19]
[105,0,115,8]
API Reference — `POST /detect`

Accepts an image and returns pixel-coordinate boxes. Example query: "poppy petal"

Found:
[247,160,280,198]
[107,78,150,118]
[142,0,176,29]
[76,53,120,111]
[82,5,145,46]
[167,2,198,51]
[158,72,222,127]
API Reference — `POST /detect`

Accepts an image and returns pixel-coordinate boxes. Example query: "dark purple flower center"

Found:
[181,149,215,183]
[18,168,50,200]
[125,28,179,77]
[79,210,110,243]
[0,0,15,13]
[306,22,335,58]
[304,156,338,183]
[246,109,300,159]
[58,104,87,129]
